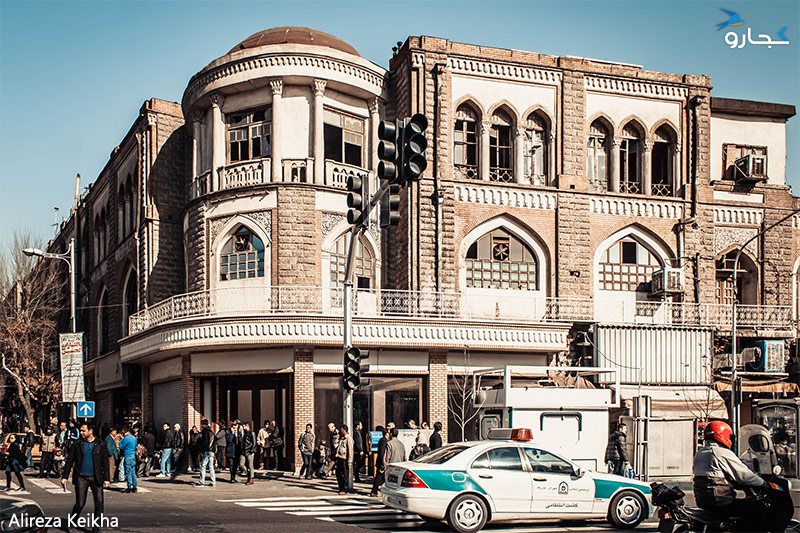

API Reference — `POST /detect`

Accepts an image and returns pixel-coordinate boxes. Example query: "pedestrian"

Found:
[228,420,241,483]
[188,426,200,472]
[407,420,417,430]
[195,419,216,487]
[215,421,228,471]
[369,426,388,497]
[297,423,315,479]
[335,424,354,495]
[138,425,156,477]
[60,422,110,533]
[39,425,58,478]
[270,421,284,471]
[4,434,27,491]
[314,441,329,478]
[605,421,629,476]
[353,421,364,482]
[386,428,406,464]
[157,422,174,477]
[324,422,339,477]
[170,423,185,478]
[256,420,271,470]
[113,426,124,482]
[430,421,443,450]
[22,426,35,470]
[104,427,119,485]
[119,426,138,493]
[239,422,256,485]
[409,433,431,460]
[421,422,429,430]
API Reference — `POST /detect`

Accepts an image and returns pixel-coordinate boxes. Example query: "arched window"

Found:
[587,120,609,190]
[454,104,478,179]
[122,270,137,336]
[466,229,538,290]
[651,125,676,197]
[619,123,642,194]
[97,288,109,355]
[716,250,757,305]
[599,237,662,291]
[330,233,374,289]
[524,112,549,186]
[219,226,265,281]
[100,209,107,258]
[118,184,127,238]
[93,215,101,265]
[127,174,136,235]
[489,109,513,182]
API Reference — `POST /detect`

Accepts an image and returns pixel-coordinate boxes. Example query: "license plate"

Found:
[387,473,398,484]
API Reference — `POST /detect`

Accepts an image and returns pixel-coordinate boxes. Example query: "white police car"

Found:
[379,428,652,533]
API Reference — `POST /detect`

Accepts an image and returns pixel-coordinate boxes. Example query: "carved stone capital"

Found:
[368,97,380,115]
[190,108,205,123]
[643,140,654,152]
[480,121,491,135]
[146,113,158,127]
[672,144,682,154]
[313,78,327,97]
[515,126,526,138]
[270,78,284,96]
[611,136,622,148]
[209,92,225,108]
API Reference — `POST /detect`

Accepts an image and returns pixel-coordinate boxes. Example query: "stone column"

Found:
[191,109,203,181]
[293,348,314,473]
[514,127,525,184]
[480,120,491,181]
[642,140,653,195]
[209,93,226,192]
[428,351,448,444]
[369,97,380,172]
[609,136,621,193]
[547,134,556,187]
[313,79,327,185]
[270,79,284,182]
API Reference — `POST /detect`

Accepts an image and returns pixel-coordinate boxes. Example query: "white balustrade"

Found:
[325,160,367,189]
[221,159,270,190]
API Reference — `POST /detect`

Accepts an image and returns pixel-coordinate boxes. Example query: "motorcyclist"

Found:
[693,420,767,531]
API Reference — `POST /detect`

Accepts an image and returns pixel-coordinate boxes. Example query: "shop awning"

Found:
[713,379,799,395]
[615,385,729,419]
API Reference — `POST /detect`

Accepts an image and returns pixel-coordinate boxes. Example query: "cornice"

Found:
[584,76,689,100]
[453,183,557,210]
[447,57,561,85]
[589,196,684,219]
[713,206,764,225]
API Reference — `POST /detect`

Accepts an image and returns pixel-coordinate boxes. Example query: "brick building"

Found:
[47,27,798,472]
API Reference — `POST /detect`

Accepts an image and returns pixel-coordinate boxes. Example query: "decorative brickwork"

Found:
[293,349,314,471]
[428,350,448,445]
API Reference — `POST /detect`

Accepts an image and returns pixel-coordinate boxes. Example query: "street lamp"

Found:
[730,207,800,451]
[23,237,76,333]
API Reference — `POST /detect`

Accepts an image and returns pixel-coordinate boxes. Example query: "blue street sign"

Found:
[77,401,95,418]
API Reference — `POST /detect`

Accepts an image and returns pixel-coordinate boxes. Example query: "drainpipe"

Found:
[689,96,704,219]
[433,63,445,293]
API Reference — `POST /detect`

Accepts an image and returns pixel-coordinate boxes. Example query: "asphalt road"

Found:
[12,468,662,533]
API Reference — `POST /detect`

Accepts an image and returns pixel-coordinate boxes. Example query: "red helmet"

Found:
[704,420,734,449]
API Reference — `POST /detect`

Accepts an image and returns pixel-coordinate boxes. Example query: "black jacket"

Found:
[62,438,110,486]
[604,430,629,463]
[23,431,34,448]
[239,429,256,455]
[375,437,388,472]
[353,430,363,454]
[142,431,156,456]
[6,442,26,464]
[162,429,176,449]
[225,430,237,458]
[189,430,201,450]
[429,431,443,450]
[173,429,185,450]
[199,427,216,453]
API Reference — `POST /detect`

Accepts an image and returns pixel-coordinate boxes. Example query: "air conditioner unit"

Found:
[734,154,767,183]
[651,267,684,295]
[754,340,785,373]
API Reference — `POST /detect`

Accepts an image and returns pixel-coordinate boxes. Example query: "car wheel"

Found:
[447,494,488,533]
[608,490,646,529]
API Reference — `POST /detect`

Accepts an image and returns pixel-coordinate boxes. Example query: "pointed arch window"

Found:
[97,288,110,355]
[651,126,675,197]
[587,120,609,191]
[118,184,127,238]
[619,124,641,194]
[220,226,265,281]
[466,229,538,290]
[122,270,137,336]
[330,233,373,289]
[600,237,662,291]
[127,174,136,235]
[524,113,549,186]
[454,104,478,179]
[489,109,513,182]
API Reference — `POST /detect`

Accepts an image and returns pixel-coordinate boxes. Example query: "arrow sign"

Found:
[77,401,95,418]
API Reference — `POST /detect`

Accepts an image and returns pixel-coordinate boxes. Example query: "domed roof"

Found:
[229,26,360,57]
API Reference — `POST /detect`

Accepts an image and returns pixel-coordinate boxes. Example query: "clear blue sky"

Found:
[1,0,798,250]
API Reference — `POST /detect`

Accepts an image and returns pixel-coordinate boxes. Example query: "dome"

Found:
[229,26,360,57]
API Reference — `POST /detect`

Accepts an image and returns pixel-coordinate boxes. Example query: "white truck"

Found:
[473,365,619,471]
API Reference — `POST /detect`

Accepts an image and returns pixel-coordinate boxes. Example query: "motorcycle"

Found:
[650,474,799,532]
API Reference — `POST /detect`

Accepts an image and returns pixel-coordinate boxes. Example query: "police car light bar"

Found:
[487,428,533,441]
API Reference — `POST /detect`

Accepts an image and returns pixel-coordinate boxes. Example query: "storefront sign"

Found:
[59,333,85,402]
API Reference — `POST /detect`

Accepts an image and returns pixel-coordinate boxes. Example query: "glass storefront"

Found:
[314,375,425,433]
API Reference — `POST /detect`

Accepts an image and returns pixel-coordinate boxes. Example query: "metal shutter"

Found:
[152,380,183,429]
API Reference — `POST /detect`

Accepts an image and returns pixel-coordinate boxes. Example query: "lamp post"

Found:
[730,207,800,451]
[23,237,76,333]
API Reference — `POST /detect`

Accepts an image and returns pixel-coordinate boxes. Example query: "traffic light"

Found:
[346,173,368,225]
[380,182,401,227]
[400,113,428,182]
[377,120,398,183]
[341,347,370,390]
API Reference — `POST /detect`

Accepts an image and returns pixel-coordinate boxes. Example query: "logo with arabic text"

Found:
[718,9,789,49]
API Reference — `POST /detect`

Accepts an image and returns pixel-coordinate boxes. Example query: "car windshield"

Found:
[413,445,470,464]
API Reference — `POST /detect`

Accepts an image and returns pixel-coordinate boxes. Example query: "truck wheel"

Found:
[608,490,646,529]
[447,494,488,533]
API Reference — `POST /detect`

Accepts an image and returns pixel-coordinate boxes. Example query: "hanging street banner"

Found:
[59,332,85,402]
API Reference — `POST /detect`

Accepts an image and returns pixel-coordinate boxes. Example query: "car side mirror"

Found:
[573,466,583,478]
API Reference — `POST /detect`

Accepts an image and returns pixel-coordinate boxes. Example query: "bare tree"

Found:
[448,347,486,442]
[0,231,63,432]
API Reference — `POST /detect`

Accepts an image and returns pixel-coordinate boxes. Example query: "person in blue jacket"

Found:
[118,426,138,493]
